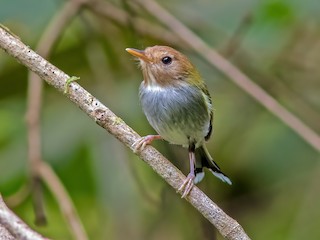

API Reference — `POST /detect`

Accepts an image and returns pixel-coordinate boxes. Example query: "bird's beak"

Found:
[126,48,151,63]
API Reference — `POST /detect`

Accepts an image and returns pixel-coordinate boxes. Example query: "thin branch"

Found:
[5,184,30,208]
[37,162,87,240]
[25,0,88,238]
[84,0,183,46]
[221,12,253,58]
[0,195,46,240]
[133,0,320,152]
[0,26,250,240]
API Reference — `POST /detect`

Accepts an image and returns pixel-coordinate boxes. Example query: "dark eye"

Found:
[161,56,172,65]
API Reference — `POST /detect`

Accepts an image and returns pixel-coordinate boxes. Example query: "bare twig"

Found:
[0,26,250,240]
[133,0,320,152]
[0,195,46,240]
[5,184,30,208]
[37,162,87,240]
[85,0,182,46]
[221,12,253,58]
[25,0,88,238]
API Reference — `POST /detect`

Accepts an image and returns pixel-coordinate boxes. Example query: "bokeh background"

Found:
[1,0,320,239]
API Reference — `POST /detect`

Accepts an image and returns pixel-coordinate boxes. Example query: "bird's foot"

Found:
[132,135,162,153]
[178,173,195,198]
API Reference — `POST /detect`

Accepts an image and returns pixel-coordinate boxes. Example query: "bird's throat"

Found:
[142,66,167,91]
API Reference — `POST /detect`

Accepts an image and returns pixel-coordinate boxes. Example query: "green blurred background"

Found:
[1,0,320,239]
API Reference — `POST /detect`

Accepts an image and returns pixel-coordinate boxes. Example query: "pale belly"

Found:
[139,84,212,147]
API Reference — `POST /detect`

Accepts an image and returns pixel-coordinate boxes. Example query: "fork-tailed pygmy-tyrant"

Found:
[126,45,231,198]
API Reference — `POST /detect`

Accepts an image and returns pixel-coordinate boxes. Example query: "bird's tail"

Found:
[194,145,232,185]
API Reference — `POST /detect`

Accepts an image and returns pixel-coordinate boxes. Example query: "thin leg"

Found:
[132,135,162,153]
[178,145,196,198]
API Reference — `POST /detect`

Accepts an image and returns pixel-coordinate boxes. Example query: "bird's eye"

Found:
[161,56,172,65]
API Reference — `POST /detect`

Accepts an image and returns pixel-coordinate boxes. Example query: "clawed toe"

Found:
[132,135,162,153]
[132,138,145,153]
[132,137,150,153]
[178,173,195,198]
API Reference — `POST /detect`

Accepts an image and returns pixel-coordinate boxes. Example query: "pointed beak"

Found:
[126,48,151,63]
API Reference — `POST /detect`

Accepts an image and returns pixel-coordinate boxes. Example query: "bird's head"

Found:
[126,45,201,88]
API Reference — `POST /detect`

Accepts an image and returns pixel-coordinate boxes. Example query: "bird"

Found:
[126,45,231,198]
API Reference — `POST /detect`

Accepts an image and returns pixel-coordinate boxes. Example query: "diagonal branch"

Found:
[0,26,250,240]
[133,0,320,152]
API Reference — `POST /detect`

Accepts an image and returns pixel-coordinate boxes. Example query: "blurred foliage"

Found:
[1,0,320,239]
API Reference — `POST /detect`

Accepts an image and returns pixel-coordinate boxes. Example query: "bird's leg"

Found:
[132,135,162,153]
[178,144,196,198]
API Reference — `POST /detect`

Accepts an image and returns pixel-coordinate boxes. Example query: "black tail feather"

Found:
[194,145,232,185]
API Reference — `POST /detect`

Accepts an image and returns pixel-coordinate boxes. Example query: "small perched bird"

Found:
[126,46,231,198]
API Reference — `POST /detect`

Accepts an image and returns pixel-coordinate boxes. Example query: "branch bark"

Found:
[0,26,250,240]
[0,195,46,240]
